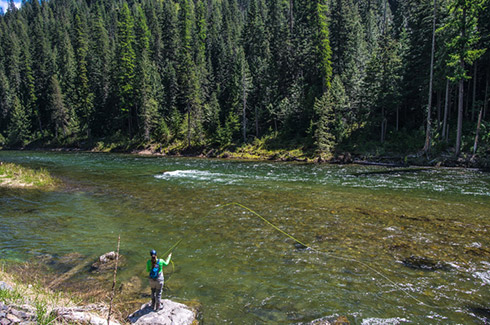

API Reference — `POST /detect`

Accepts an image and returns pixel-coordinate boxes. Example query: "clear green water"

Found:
[0,151,489,324]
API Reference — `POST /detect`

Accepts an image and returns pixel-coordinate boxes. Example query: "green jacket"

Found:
[147,256,171,279]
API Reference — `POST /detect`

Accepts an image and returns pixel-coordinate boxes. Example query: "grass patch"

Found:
[0,162,57,188]
[35,299,58,325]
[0,286,23,304]
[0,262,87,324]
[218,134,312,161]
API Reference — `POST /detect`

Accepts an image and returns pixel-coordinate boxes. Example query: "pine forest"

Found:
[0,0,489,162]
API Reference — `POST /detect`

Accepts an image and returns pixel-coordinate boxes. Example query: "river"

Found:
[0,151,489,324]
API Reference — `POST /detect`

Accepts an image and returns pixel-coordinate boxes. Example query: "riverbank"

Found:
[0,266,119,324]
[5,142,488,171]
[0,257,201,325]
[127,145,490,170]
[0,162,57,189]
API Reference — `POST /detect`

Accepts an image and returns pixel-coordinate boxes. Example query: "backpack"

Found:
[149,259,161,279]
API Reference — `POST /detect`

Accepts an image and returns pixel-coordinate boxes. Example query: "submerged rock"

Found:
[91,251,123,272]
[401,256,452,271]
[294,242,308,250]
[467,306,490,323]
[128,299,197,325]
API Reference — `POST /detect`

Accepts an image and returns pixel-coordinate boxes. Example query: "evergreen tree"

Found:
[160,0,179,118]
[403,0,437,128]
[116,2,136,137]
[49,74,69,138]
[194,0,209,115]
[243,0,270,138]
[7,91,31,146]
[0,66,10,133]
[88,7,111,136]
[16,18,37,136]
[134,3,158,141]
[73,13,94,139]
[363,33,403,143]
[442,0,487,156]
[330,0,367,126]
[30,12,53,134]
[266,0,293,132]
[314,91,335,154]
[54,27,76,113]
[4,30,21,96]
[177,0,201,146]
[292,0,332,136]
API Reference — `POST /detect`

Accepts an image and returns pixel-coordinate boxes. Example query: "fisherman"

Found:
[147,249,172,311]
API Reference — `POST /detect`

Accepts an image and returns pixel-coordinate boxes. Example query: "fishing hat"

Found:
[150,249,157,256]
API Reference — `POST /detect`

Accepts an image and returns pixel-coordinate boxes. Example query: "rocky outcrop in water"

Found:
[91,251,124,273]
[401,256,452,271]
[128,299,197,325]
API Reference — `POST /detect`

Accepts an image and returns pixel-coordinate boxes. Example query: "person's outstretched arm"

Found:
[162,253,172,266]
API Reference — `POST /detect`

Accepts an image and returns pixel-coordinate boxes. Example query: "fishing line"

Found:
[208,202,447,310]
[163,202,448,309]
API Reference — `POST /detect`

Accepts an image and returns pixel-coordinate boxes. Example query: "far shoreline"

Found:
[1,145,489,171]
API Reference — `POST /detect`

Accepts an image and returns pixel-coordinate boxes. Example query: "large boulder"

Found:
[128,300,196,325]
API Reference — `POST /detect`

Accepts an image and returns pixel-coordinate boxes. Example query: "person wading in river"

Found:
[147,249,172,311]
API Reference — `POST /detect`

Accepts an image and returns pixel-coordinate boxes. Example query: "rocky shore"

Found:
[0,300,36,325]
[0,280,198,325]
[128,147,490,170]
[0,251,199,325]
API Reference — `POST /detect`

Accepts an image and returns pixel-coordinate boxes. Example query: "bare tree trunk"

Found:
[465,75,470,117]
[455,74,464,156]
[144,102,150,142]
[242,72,247,143]
[484,78,489,120]
[187,105,191,148]
[473,105,483,155]
[472,61,477,121]
[396,106,399,131]
[442,79,450,142]
[255,107,259,137]
[455,8,466,157]
[380,107,386,143]
[423,0,437,153]
[437,90,442,127]
[472,63,486,155]
[128,107,133,138]
[382,0,387,35]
